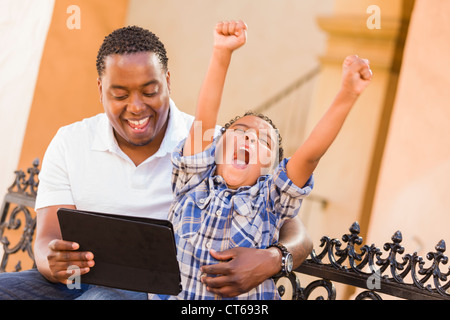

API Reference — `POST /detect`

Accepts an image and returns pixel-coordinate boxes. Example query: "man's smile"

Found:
[126,116,151,132]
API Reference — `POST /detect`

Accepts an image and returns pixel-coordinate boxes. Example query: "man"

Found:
[0,26,312,299]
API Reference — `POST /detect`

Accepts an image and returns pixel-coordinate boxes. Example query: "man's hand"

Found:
[214,20,248,52]
[341,55,372,96]
[200,247,280,298]
[46,239,94,285]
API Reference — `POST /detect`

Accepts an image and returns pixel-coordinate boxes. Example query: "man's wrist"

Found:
[267,246,283,276]
[268,243,293,277]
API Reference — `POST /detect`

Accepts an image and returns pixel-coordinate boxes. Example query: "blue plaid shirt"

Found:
[155,139,313,300]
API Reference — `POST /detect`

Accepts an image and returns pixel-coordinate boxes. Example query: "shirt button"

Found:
[199,198,205,204]
[216,210,222,216]
[205,242,212,249]
[223,192,229,197]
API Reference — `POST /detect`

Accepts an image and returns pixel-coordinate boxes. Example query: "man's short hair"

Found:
[96,25,168,77]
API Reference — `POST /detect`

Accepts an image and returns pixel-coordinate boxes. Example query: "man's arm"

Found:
[200,215,312,298]
[277,215,313,268]
[183,20,247,156]
[34,205,95,284]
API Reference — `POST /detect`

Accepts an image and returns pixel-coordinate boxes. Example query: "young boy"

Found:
[161,20,372,299]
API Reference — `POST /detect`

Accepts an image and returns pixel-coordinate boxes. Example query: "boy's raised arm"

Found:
[183,21,247,156]
[286,55,373,187]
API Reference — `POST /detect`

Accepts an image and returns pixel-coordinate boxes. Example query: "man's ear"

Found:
[97,77,103,104]
[166,70,171,94]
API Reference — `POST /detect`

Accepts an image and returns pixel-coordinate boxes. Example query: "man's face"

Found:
[97,52,171,150]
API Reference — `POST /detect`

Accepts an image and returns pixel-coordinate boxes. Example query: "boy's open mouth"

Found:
[232,146,250,168]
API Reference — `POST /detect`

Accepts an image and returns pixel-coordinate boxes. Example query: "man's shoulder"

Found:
[49,113,108,152]
[60,113,105,129]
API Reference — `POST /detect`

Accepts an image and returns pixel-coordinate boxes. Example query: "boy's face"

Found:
[97,52,171,150]
[215,115,279,189]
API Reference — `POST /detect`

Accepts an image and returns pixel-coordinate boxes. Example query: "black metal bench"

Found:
[0,159,39,273]
[1,160,449,300]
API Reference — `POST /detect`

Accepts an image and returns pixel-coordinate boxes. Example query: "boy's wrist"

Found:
[337,87,361,102]
[212,46,233,57]
[210,47,233,69]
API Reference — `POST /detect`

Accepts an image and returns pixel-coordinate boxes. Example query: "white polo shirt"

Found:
[35,100,194,219]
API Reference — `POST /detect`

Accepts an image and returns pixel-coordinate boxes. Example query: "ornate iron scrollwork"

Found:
[7,158,40,197]
[0,159,39,272]
[277,221,450,300]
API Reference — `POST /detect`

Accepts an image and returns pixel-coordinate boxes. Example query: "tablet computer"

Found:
[57,208,182,295]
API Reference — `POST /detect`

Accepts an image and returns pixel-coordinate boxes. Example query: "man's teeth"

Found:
[128,117,149,130]
[128,118,148,126]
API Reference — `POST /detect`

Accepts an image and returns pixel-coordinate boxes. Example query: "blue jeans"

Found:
[0,268,147,300]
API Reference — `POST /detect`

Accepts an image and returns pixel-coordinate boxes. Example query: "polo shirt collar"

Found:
[90,113,117,153]
[153,99,189,158]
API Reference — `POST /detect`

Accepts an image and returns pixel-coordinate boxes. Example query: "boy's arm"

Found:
[183,21,247,156]
[286,55,372,187]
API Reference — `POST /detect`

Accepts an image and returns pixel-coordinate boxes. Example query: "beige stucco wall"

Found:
[125,0,334,125]
[367,0,450,257]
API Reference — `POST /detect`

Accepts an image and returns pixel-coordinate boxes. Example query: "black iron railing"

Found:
[276,221,450,300]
